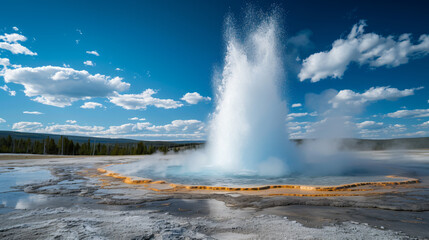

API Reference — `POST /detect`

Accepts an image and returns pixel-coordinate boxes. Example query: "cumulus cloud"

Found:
[146,120,204,132]
[23,111,43,115]
[110,89,183,110]
[128,117,146,121]
[299,21,429,82]
[387,108,429,118]
[12,121,43,131]
[356,121,384,129]
[86,50,99,56]
[115,68,123,71]
[329,86,421,109]
[83,60,94,66]
[0,33,37,56]
[1,58,21,77]
[11,119,205,140]
[181,92,211,104]
[0,57,11,68]
[301,86,419,139]
[291,103,302,108]
[3,66,130,107]
[44,124,104,135]
[80,102,103,109]
[0,118,5,123]
[12,27,19,31]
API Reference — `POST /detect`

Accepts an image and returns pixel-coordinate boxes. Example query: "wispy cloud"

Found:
[128,117,146,121]
[86,50,99,56]
[0,33,37,56]
[387,108,429,118]
[23,111,43,115]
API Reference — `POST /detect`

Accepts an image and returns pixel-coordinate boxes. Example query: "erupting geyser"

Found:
[206,14,295,176]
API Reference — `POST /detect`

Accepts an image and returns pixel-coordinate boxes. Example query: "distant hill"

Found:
[1,130,428,151]
[0,130,204,147]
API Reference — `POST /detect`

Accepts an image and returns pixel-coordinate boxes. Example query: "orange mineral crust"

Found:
[95,167,420,197]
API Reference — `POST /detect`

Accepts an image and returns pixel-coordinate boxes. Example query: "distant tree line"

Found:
[0,135,200,155]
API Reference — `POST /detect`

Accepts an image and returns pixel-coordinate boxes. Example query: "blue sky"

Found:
[0,0,428,140]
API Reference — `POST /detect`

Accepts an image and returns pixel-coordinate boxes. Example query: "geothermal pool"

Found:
[103,151,422,188]
[106,164,409,187]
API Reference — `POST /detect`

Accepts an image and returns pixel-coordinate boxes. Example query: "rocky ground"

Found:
[0,154,428,239]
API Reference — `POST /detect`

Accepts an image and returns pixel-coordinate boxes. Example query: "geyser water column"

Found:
[206,15,295,176]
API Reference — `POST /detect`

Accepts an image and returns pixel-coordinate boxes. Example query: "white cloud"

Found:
[416,121,429,128]
[394,130,429,138]
[12,121,43,131]
[86,50,99,56]
[80,102,103,109]
[43,124,104,135]
[4,66,130,107]
[288,112,308,118]
[286,112,309,121]
[0,57,11,68]
[0,57,21,70]
[11,119,205,140]
[146,120,204,132]
[299,21,429,82]
[115,68,123,71]
[12,26,19,31]
[103,122,152,135]
[181,92,211,104]
[1,58,21,77]
[110,89,183,110]
[128,117,146,121]
[0,118,5,123]
[356,121,384,129]
[83,60,94,66]
[417,121,429,127]
[0,33,37,56]
[387,108,429,118]
[288,125,302,131]
[291,103,302,108]
[66,120,77,124]
[0,84,16,96]
[358,123,407,138]
[329,86,421,108]
[0,33,27,43]
[23,111,43,115]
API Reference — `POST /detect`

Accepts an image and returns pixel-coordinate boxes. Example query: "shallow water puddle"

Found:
[0,167,53,213]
